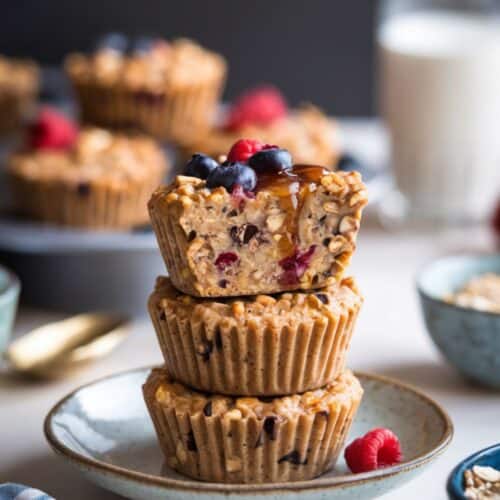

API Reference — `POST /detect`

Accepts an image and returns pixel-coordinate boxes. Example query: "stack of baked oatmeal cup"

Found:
[143,141,368,484]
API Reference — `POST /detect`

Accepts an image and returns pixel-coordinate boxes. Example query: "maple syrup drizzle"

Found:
[256,165,329,255]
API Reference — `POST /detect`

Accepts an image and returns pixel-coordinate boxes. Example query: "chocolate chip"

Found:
[230,224,260,246]
[258,396,275,403]
[243,224,259,244]
[197,340,213,362]
[263,416,278,440]
[319,215,327,224]
[214,330,223,350]
[229,226,239,244]
[203,401,212,417]
[186,431,197,451]
[278,450,307,465]
[317,410,329,418]
[77,182,91,197]
[322,237,331,247]
[218,279,228,288]
[187,230,197,242]
[228,209,238,217]
[159,310,166,321]
[254,432,264,448]
[315,293,329,305]
[222,207,227,213]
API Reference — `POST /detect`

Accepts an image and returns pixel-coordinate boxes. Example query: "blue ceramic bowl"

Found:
[417,254,500,389]
[447,443,500,499]
[0,264,20,354]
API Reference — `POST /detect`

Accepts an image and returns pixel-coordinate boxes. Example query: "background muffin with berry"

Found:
[65,34,227,141]
[177,85,339,168]
[7,107,169,229]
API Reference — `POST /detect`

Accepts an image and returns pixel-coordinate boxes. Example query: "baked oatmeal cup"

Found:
[149,142,367,297]
[65,37,226,141]
[143,367,363,483]
[178,87,339,167]
[0,55,38,135]
[149,275,362,395]
[8,113,168,229]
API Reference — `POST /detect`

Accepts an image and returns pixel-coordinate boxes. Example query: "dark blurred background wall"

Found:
[2,1,376,116]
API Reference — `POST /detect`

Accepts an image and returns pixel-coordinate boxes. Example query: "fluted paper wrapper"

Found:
[148,276,362,396]
[143,370,362,484]
[70,76,224,141]
[9,171,164,229]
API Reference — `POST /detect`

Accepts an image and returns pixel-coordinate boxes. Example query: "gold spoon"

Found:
[4,313,130,378]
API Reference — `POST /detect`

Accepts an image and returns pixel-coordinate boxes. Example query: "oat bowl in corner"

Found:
[417,253,500,389]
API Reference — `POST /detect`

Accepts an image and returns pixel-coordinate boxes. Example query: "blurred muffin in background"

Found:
[0,55,39,135]
[65,34,226,141]
[7,107,169,229]
[177,86,339,167]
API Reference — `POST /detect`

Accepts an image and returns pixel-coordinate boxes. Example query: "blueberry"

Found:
[131,36,157,54]
[206,163,257,192]
[336,153,374,181]
[184,154,218,180]
[95,32,129,53]
[248,148,292,173]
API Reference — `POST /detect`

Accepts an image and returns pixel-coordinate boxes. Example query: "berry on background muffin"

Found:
[7,107,169,229]
[0,55,39,135]
[149,275,362,396]
[65,36,226,141]
[143,367,363,483]
[148,139,367,297]
[177,85,339,167]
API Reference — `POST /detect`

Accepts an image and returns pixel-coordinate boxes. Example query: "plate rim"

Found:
[44,365,453,494]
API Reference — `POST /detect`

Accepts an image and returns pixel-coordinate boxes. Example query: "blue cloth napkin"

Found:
[0,484,54,500]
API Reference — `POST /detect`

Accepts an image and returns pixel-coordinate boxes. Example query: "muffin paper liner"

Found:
[71,75,224,141]
[9,170,165,229]
[143,368,362,483]
[148,276,362,396]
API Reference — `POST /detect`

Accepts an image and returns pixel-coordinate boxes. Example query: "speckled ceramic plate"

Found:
[44,367,452,500]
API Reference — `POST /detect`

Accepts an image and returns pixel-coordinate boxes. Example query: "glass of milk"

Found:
[378,0,500,225]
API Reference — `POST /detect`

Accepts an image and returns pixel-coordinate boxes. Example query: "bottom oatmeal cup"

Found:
[143,367,363,484]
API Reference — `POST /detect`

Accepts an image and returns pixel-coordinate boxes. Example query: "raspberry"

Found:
[215,252,239,271]
[278,245,316,285]
[227,139,264,163]
[345,428,402,473]
[28,107,78,150]
[225,85,288,131]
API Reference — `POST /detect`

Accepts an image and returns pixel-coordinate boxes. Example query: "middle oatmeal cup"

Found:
[148,276,363,396]
[143,367,363,483]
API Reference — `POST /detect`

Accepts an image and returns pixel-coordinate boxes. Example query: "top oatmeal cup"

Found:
[149,140,367,297]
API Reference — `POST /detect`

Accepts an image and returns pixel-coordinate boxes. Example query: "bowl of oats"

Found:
[447,443,500,499]
[417,254,500,389]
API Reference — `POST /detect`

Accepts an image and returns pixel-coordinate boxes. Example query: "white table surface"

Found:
[1,219,499,499]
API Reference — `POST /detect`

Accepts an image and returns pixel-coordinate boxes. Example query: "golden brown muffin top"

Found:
[151,275,362,325]
[9,128,167,187]
[65,38,226,91]
[179,105,338,167]
[148,367,363,419]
